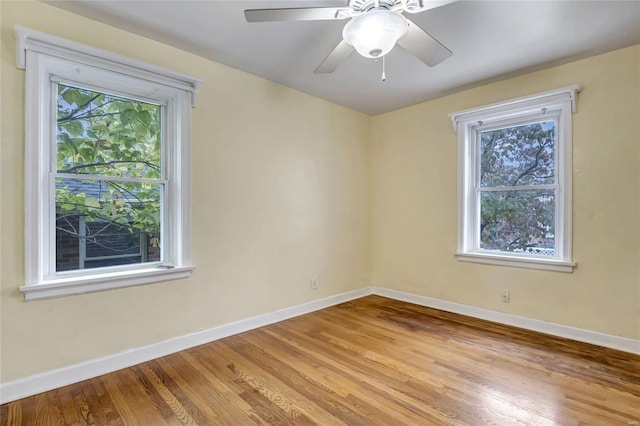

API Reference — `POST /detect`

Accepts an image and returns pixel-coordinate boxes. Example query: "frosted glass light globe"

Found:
[342,10,408,58]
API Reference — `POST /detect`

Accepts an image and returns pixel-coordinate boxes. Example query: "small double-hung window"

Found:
[450,87,579,272]
[16,27,202,300]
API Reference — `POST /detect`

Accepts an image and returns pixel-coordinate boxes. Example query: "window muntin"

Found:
[450,86,577,272]
[54,84,164,273]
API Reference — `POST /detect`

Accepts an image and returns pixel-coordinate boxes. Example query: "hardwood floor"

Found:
[2,295,639,425]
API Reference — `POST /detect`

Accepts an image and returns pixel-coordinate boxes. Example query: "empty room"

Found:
[1,0,639,424]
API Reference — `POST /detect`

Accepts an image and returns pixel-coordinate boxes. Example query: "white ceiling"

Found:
[46,0,640,115]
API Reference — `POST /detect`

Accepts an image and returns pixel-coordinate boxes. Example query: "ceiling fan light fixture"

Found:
[342,10,408,58]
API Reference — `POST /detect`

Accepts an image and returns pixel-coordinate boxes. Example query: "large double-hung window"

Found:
[450,87,579,272]
[16,27,202,300]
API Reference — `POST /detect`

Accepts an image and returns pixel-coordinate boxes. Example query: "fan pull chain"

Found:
[382,55,387,81]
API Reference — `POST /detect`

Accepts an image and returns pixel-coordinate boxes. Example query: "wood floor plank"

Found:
[178,349,267,425]
[0,402,8,426]
[270,314,493,423]
[83,378,125,426]
[1,401,22,426]
[2,295,639,425]
[263,324,468,425]
[102,368,169,425]
[227,332,377,425]
[186,344,285,425]
[56,386,81,426]
[242,327,406,425]
[150,354,250,424]
[213,339,337,425]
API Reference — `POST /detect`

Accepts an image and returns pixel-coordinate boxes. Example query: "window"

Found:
[55,86,163,272]
[450,86,578,272]
[16,26,202,300]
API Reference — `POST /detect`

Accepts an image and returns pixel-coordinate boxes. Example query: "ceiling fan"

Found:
[244,0,455,75]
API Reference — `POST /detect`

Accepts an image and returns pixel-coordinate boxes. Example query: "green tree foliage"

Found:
[479,122,555,254]
[55,84,162,257]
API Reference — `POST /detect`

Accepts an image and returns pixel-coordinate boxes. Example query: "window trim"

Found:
[16,26,202,300]
[449,86,579,273]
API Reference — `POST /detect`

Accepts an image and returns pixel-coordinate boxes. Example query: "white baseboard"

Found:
[2,285,637,404]
[371,287,640,355]
[0,287,372,404]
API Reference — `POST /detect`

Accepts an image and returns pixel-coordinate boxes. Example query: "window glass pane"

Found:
[480,121,555,187]
[84,221,142,258]
[480,189,555,256]
[55,178,162,271]
[56,84,161,179]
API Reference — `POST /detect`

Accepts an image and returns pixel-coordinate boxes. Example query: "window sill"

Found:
[20,265,195,301]
[455,252,575,273]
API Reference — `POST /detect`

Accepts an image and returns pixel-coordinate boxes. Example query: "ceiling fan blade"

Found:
[396,19,452,67]
[314,40,354,74]
[245,7,349,22]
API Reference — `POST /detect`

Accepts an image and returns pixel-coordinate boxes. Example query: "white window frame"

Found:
[449,86,579,273]
[16,26,202,300]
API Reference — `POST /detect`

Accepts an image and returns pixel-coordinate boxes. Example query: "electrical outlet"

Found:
[310,276,318,290]
[501,290,510,303]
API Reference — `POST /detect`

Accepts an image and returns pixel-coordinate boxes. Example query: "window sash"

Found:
[54,173,168,185]
[469,112,562,259]
[52,76,170,109]
[474,187,559,257]
[48,80,169,279]
[52,80,167,181]
[476,114,559,189]
[471,114,560,259]
[51,177,166,277]
[475,183,559,192]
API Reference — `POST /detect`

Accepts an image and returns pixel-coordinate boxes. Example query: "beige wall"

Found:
[371,45,640,340]
[1,0,638,388]
[0,1,371,382]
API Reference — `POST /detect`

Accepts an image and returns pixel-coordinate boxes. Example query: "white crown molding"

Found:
[2,286,637,404]
[14,25,202,106]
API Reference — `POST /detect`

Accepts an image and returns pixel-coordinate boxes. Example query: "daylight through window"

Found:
[478,119,556,256]
[55,85,163,272]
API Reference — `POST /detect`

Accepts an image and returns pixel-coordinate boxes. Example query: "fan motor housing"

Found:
[349,0,397,12]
